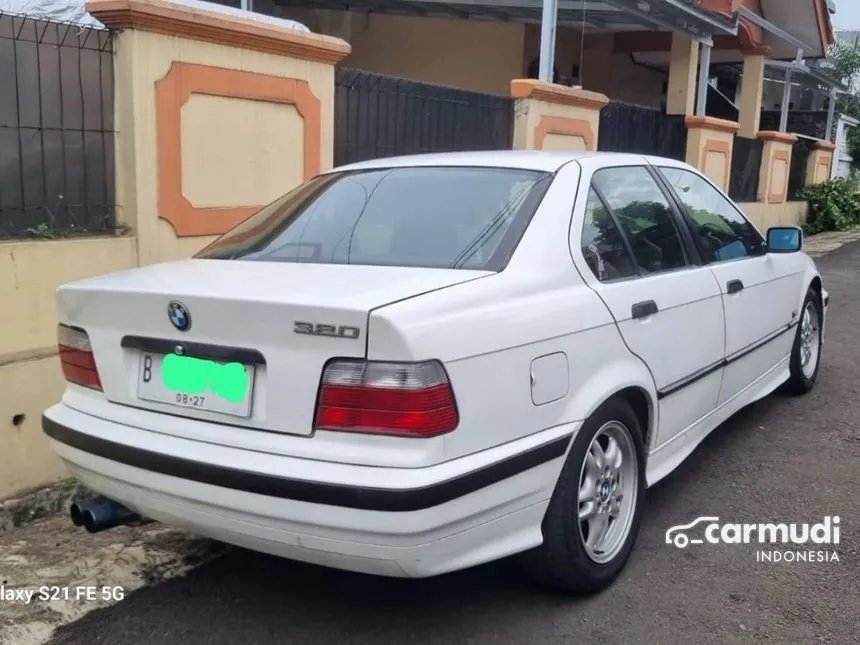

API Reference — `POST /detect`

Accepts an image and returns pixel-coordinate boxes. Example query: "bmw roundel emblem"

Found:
[168,301,191,332]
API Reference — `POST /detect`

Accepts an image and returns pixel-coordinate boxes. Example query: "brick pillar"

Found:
[87,0,349,264]
[510,79,609,152]
[757,131,797,204]
[806,141,836,185]
[685,116,740,192]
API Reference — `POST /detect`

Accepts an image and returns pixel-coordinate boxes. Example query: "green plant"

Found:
[800,178,860,235]
[827,40,860,169]
[23,222,56,239]
[828,40,860,92]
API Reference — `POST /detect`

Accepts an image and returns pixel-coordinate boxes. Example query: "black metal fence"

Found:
[334,68,514,167]
[788,137,814,201]
[728,136,764,203]
[598,101,687,161]
[760,110,832,142]
[0,14,116,240]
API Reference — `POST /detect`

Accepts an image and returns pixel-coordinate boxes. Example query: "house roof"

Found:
[817,0,836,49]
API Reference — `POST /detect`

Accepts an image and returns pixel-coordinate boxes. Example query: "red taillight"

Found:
[58,324,102,391]
[314,360,458,438]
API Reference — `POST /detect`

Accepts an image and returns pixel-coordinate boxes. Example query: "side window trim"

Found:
[644,165,705,267]
[589,182,643,278]
[654,166,713,266]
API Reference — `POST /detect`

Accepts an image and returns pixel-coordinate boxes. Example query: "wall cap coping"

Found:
[510,79,609,111]
[684,115,741,134]
[812,140,837,151]
[758,130,799,144]
[85,0,351,64]
[0,347,59,369]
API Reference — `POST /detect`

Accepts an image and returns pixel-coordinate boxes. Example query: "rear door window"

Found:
[196,167,552,271]
[580,188,637,282]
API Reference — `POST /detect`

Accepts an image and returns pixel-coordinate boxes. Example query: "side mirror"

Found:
[766,226,803,254]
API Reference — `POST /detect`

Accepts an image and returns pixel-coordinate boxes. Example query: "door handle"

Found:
[727,279,744,294]
[632,300,659,320]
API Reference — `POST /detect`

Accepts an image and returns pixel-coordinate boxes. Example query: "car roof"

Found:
[328,150,662,174]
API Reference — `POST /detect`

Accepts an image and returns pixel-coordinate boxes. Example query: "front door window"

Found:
[658,167,765,264]
[592,166,689,274]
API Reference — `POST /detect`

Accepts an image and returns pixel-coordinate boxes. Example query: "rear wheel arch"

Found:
[613,386,654,448]
[565,354,656,428]
[563,385,655,467]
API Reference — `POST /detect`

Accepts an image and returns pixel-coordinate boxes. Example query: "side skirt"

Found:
[644,357,790,488]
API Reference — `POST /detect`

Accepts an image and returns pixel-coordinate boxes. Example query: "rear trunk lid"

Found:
[57,259,489,436]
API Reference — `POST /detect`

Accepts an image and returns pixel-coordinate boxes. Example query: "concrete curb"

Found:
[0,480,92,534]
[803,226,860,259]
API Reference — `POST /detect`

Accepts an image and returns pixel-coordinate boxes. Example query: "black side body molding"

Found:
[657,322,797,400]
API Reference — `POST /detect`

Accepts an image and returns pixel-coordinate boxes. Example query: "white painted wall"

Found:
[833,114,858,179]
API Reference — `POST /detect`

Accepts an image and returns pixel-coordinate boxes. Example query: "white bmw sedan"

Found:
[44,151,827,593]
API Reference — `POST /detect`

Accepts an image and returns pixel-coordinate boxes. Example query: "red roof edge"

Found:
[816,0,836,50]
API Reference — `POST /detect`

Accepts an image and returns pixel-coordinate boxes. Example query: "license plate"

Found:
[137,353,255,417]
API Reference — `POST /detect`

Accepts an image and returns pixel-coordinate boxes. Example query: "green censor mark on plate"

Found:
[161,354,247,403]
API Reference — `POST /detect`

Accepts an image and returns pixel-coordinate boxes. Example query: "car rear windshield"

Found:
[195,166,552,271]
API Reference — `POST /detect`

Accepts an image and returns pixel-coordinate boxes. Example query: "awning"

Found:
[274,0,737,39]
[763,60,849,95]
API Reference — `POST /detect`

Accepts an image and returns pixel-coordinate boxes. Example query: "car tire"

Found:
[783,287,823,396]
[516,396,646,594]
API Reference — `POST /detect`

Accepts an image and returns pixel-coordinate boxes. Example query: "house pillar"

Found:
[757,131,797,204]
[666,33,700,116]
[510,79,609,152]
[685,116,740,192]
[806,140,837,186]
[737,48,768,139]
[86,0,349,265]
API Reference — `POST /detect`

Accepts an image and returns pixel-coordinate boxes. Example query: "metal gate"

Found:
[598,100,688,162]
[334,68,514,167]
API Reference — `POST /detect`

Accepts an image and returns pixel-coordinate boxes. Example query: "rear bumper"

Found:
[43,404,575,577]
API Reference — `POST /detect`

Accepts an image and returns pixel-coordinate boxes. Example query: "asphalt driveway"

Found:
[48,242,860,645]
